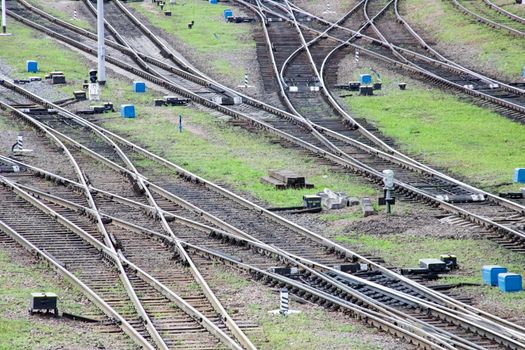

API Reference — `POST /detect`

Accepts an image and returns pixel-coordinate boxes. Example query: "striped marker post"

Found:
[279,288,289,315]
[73,10,78,20]
[244,74,248,88]
[355,49,359,63]
[178,114,183,133]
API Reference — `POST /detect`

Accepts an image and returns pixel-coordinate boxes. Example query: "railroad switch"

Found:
[29,292,58,317]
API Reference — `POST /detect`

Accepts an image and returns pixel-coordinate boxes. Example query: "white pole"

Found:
[97,0,106,84]
[2,0,7,34]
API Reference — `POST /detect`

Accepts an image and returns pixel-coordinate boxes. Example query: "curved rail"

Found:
[4,77,525,347]
[450,0,525,36]
[483,0,525,24]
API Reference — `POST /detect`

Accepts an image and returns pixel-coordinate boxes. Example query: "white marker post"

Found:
[97,0,106,84]
[1,0,11,36]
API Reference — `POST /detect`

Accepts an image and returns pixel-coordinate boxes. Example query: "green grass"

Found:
[0,250,128,349]
[344,73,525,193]
[128,0,254,78]
[102,106,375,207]
[253,306,383,350]
[24,0,93,30]
[492,0,525,17]
[0,22,91,95]
[403,0,525,79]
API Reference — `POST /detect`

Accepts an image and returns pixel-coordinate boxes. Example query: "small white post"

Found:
[97,0,106,84]
[1,0,8,34]
[354,49,359,63]
[73,10,78,20]
[244,74,248,88]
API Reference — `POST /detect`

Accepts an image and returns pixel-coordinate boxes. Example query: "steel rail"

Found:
[0,176,243,349]
[3,10,525,256]
[5,144,524,348]
[0,218,154,349]
[262,0,525,99]
[3,12,524,336]
[483,0,525,24]
[0,84,254,350]
[24,117,525,342]
[9,179,486,350]
[9,2,525,221]
[0,85,175,348]
[239,1,525,217]
[4,78,525,338]
[451,0,525,36]
[6,3,524,348]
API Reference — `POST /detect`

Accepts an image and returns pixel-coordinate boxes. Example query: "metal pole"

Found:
[2,0,7,34]
[97,0,106,84]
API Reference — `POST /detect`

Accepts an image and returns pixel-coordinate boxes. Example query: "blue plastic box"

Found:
[26,60,38,73]
[209,0,217,4]
[514,168,525,183]
[498,273,522,292]
[224,9,233,20]
[360,74,372,85]
[120,104,136,118]
[482,265,507,286]
[133,81,146,93]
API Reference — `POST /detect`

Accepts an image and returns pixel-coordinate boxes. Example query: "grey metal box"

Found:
[419,258,446,272]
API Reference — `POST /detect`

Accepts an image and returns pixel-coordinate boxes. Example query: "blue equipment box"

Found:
[498,273,522,292]
[514,168,525,183]
[224,9,233,20]
[360,74,372,85]
[120,104,136,118]
[209,0,218,4]
[26,60,38,73]
[482,265,507,286]
[133,81,146,93]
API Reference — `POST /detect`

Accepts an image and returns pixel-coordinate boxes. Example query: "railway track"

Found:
[3,71,525,348]
[451,0,525,36]
[256,0,525,121]
[5,0,525,277]
[483,0,525,24]
[243,0,525,243]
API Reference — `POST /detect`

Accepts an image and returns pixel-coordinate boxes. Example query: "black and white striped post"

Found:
[279,288,289,315]
[244,74,249,88]
[11,135,23,152]
[73,10,78,20]
[355,49,359,63]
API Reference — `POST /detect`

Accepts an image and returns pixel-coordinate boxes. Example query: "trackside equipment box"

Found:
[498,273,522,292]
[26,60,38,73]
[514,168,525,183]
[359,74,372,85]
[482,265,507,286]
[133,81,146,93]
[120,104,136,118]
[30,292,57,312]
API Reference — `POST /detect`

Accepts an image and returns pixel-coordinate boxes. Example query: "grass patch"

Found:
[344,73,525,192]
[0,249,127,349]
[24,0,93,30]
[102,106,375,207]
[128,0,254,80]
[254,307,383,349]
[403,0,525,79]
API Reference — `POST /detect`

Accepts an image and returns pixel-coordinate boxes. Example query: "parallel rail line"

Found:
[3,77,525,348]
